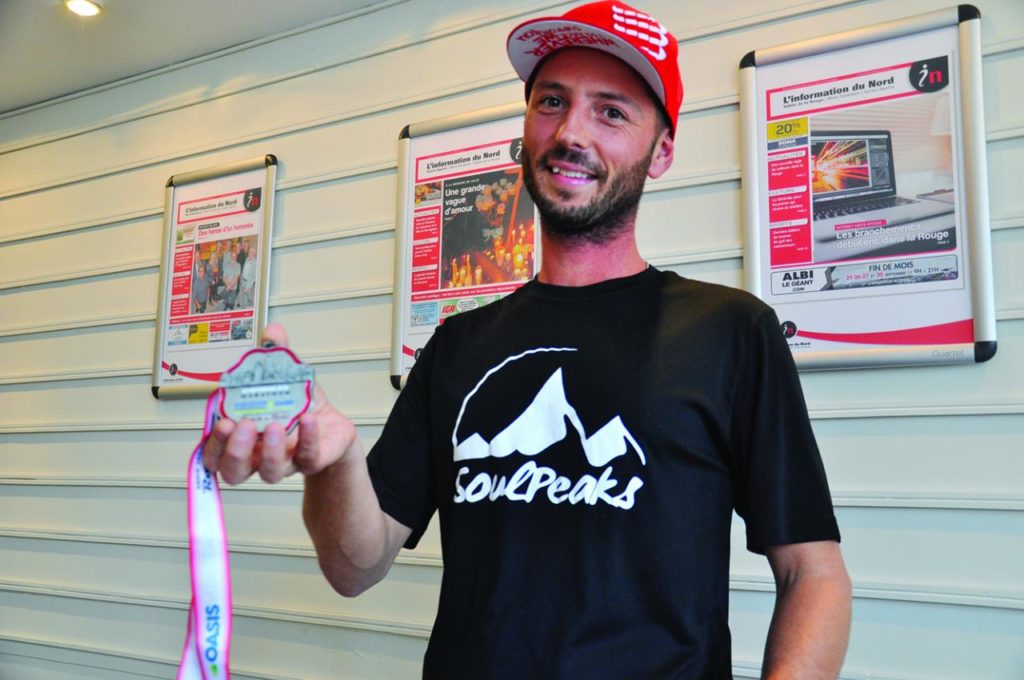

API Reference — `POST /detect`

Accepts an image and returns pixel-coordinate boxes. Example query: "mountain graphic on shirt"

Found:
[453,366,646,466]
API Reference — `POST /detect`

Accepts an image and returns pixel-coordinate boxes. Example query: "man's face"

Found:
[521,48,673,244]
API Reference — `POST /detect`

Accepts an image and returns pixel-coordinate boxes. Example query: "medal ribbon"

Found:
[178,390,232,680]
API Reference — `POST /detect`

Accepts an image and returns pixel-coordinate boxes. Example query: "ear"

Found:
[647,129,675,180]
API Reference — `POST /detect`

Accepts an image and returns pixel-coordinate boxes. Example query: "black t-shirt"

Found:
[367,267,839,679]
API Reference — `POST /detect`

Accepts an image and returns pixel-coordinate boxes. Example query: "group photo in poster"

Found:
[189,236,260,315]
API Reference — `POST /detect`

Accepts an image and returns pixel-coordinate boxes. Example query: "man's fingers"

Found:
[258,422,294,484]
[202,418,235,474]
[209,321,310,485]
[293,413,321,474]
[261,323,289,348]
[220,419,259,484]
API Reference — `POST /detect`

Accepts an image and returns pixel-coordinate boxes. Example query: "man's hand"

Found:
[201,323,359,485]
[200,322,412,597]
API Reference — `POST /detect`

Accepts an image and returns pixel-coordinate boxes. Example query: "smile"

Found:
[550,166,594,179]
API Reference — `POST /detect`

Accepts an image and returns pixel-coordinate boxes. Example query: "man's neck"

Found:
[536,227,647,287]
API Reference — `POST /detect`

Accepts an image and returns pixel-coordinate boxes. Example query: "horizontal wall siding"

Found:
[1,0,1022,677]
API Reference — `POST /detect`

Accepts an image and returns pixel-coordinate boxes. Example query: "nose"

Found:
[554,103,592,149]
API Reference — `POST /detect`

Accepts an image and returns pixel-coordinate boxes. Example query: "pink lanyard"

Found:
[178,390,232,680]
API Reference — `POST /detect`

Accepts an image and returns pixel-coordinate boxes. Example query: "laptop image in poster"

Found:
[810,130,954,259]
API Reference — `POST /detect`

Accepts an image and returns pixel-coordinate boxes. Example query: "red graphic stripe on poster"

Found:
[418,139,515,161]
[171,310,254,325]
[773,62,913,91]
[765,61,917,120]
[796,319,973,345]
[768,62,912,96]
[835,219,887,231]
[412,240,441,268]
[172,276,192,296]
[420,162,520,185]
[770,225,812,267]
[415,139,516,183]
[770,90,920,121]
[170,298,191,317]
[174,247,195,273]
[161,361,223,382]
[811,244,957,267]
[410,282,522,302]
[767,149,810,224]
[178,189,250,225]
[402,345,416,357]
[411,267,439,292]
[413,209,442,240]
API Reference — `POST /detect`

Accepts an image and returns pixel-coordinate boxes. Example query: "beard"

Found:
[521,143,653,245]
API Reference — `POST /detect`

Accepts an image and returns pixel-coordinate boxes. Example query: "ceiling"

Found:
[0,0,380,114]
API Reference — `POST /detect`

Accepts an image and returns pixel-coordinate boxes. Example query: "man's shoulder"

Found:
[436,272,775,326]
[658,270,774,326]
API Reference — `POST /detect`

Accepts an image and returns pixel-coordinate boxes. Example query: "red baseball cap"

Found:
[506,1,683,137]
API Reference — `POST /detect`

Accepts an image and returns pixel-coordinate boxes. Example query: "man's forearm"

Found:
[763,542,852,679]
[302,442,409,597]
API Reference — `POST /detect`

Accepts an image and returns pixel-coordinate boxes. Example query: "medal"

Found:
[178,346,314,679]
[218,346,315,432]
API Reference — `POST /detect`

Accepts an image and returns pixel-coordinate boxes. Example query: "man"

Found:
[219,239,233,276]
[221,245,241,310]
[237,243,257,309]
[191,260,210,314]
[203,2,851,677]
[236,238,248,271]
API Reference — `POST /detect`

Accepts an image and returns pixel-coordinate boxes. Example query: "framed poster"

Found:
[392,102,539,388]
[152,155,277,399]
[740,5,996,369]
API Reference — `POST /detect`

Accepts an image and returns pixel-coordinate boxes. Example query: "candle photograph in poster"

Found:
[438,169,536,289]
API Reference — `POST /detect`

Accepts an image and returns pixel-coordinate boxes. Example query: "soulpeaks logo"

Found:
[451,348,646,510]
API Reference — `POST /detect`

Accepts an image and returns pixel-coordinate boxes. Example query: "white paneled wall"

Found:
[1,0,1022,677]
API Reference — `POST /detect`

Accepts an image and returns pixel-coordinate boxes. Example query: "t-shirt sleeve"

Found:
[729,306,840,554]
[365,334,439,550]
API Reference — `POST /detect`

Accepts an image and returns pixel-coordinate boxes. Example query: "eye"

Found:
[602,106,626,121]
[538,95,564,109]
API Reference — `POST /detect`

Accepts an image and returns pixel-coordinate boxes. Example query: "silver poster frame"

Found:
[740,5,995,370]
[152,155,277,399]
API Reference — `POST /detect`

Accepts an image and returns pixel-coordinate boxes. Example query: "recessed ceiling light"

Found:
[65,0,103,17]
